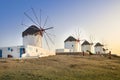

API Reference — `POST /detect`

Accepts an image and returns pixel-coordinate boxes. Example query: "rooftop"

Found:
[81,40,90,46]
[22,25,42,37]
[64,36,77,42]
[94,42,104,47]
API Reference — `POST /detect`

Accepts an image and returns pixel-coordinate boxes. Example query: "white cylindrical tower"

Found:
[64,36,79,52]
[22,25,43,48]
[94,42,104,54]
[81,40,91,53]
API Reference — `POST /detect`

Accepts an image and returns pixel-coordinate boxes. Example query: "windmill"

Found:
[89,35,96,45]
[21,8,55,51]
[72,28,85,52]
[88,34,96,53]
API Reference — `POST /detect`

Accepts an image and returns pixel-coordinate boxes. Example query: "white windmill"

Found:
[21,8,55,57]
[89,35,95,53]
[72,28,85,52]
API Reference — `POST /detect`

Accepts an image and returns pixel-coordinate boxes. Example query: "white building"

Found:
[64,36,79,52]
[81,40,91,53]
[0,46,24,58]
[0,25,55,58]
[94,42,104,54]
[0,45,55,58]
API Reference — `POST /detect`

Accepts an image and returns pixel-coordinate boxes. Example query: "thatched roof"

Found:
[81,40,90,46]
[22,25,41,37]
[94,42,103,47]
[64,36,77,42]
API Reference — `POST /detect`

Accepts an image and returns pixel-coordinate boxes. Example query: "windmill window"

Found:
[8,47,11,51]
[11,49,13,52]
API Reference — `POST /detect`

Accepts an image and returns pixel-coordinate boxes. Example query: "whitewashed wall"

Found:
[0,45,55,58]
[0,46,23,58]
[94,46,103,54]
[0,48,8,58]
[25,45,40,57]
[64,41,79,52]
[23,45,55,58]
[81,45,91,52]
[23,35,42,48]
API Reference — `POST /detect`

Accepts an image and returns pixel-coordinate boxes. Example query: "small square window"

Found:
[11,49,13,52]
[8,47,10,51]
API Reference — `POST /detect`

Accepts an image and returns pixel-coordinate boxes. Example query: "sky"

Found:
[0,0,120,55]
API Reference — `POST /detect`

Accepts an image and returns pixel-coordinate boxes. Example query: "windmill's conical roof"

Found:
[81,40,90,46]
[22,25,40,37]
[94,42,103,47]
[64,36,77,42]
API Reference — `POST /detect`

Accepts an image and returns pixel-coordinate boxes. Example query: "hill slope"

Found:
[0,55,120,80]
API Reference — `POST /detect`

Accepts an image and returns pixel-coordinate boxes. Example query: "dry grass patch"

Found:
[0,55,120,80]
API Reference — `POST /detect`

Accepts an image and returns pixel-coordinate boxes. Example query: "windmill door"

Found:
[0,50,2,58]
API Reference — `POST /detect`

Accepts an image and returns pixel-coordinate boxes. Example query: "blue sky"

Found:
[0,0,120,55]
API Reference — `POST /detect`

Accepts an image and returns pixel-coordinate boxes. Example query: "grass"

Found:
[0,55,120,80]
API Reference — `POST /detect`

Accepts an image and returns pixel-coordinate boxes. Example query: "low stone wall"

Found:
[56,52,89,56]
